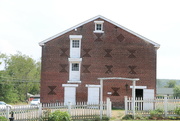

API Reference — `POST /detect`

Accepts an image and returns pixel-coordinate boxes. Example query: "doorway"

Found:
[136,89,143,98]
[135,89,143,110]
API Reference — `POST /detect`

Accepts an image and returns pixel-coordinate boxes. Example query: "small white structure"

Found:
[98,77,140,119]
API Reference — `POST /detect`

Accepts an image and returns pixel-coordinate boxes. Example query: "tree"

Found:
[173,85,180,98]
[0,82,19,103]
[0,52,40,103]
[165,80,176,88]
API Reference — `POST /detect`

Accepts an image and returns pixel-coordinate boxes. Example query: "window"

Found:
[94,21,104,33]
[72,63,79,71]
[72,40,79,48]
[96,24,102,31]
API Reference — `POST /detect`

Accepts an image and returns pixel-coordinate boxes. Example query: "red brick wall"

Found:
[40,18,157,107]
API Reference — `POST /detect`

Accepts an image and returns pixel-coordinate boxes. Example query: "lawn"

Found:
[110,110,179,121]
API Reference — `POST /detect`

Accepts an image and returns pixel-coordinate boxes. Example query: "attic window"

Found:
[94,21,104,33]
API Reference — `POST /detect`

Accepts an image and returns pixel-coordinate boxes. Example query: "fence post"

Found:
[39,103,42,118]
[6,106,10,119]
[164,95,167,117]
[68,102,71,115]
[106,97,111,117]
[124,96,128,115]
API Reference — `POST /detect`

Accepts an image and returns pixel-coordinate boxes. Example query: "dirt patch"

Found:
[110,110,125,121]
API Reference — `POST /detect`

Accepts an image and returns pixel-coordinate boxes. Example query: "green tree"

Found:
[173,85,180,98]
[1,52,40,103]
[0,82,19,103]
[165,80,176,88]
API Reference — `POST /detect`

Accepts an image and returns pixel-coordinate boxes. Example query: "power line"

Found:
[0,80,40,83]
[0,76,40,82]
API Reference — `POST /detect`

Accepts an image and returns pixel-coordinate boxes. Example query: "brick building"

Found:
[39,15,160,108]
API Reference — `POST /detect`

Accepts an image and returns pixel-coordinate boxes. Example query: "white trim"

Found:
[98,77,139,81]
[69,35,82,39]
[68,58,82,62]
[67,80,81,83]
[94,21,104,24]
[93,30,104,33]
[130,86,147,89]
[94,20,104,33]
[62,84,78,87]
[86,84,101,88]
[39,15,160,48]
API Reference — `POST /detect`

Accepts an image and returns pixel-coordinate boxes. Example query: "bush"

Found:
[149,109,164,119]
[48,110,71,121]
[94,116,110,121]
[0,116,8,121]
[175,107,180,115]
[40,109,51,121]
[122,114,133,120]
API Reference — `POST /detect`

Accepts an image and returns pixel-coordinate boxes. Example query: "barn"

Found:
[39,15,160,108]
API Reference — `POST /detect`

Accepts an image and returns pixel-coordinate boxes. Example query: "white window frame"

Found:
[94,21,104,33]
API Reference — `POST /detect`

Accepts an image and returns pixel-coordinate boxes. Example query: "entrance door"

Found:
[86,85,100,104]
[143,89,154,110]
[64,87,76,105]
[62,84,78,105]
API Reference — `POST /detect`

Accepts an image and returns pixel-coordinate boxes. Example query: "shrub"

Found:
[0,116,8,121]
[40,109,51,121]
[175,107,180,115]
[48,110,71,121]
[122,114,133,120]
[94,116,110,121]
[168,116,177,120]
[135,114,148,120]
[149,109,164,119]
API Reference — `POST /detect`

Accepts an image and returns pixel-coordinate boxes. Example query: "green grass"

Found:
[123,120,177,121]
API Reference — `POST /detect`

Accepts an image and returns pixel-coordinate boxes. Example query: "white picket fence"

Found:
[0,98,111,120]
[125,95,180,117]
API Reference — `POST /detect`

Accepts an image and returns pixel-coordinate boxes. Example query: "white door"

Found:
[87,87,100,104]
[69,63,80,81]
[70,40,81,58]
[64,87,76,105]
[143,89,154,110]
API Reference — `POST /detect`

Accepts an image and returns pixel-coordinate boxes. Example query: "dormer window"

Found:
[94,21,104,33]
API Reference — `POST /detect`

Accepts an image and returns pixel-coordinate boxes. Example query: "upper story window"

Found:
[94,21,104,33]
[72,40,79,48]
[96,24,102,30]
[69,35,82,58]
[72,63,79,71]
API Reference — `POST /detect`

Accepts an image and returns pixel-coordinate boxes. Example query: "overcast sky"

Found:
[0,0,180,79]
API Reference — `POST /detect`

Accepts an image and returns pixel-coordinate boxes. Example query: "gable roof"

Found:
[39,15,160,48]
